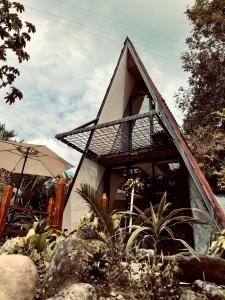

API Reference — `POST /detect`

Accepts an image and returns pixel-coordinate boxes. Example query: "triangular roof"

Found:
[56,38,225,228]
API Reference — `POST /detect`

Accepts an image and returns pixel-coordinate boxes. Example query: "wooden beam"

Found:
[100,145,179,166]
[10,206,48,215]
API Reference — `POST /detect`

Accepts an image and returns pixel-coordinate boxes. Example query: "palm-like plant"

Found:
[126,192,209,257]
[77,183,116,255]
[20,175,48,207]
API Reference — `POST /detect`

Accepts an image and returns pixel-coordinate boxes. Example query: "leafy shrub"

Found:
[130,256,181,300]
[125,192,208,257]
[0,219,66,298]
[208,229,225,256]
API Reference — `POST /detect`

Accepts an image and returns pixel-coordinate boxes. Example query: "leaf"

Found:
[77,227,108,245]
[12,2,24,13]
[125,226,148,252]
[133,205,153,226]
[37,233,48,252]
[175,238,200,261]
[77,184,115,238]
[157,192,168,221]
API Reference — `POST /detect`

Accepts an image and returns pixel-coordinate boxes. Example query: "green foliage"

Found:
[76,185,209,299]
[0,219,66,299]
[208,229,225,256]
[122,177,144,233]
[176,0,225,187]
[77,183,117,255]
[188,125,225,188]
[176,0,225,131]
[123,177,144,192]
[1,219,66,262]
[131,257,181,300]
[125,192,208,256]
[0,0,36,104]
[0,122,16,140]
[19,175,49,207]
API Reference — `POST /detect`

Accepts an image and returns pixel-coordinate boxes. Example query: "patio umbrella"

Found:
[0,140,73,202]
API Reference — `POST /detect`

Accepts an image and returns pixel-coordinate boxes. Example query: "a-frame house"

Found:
[56,38,225,253]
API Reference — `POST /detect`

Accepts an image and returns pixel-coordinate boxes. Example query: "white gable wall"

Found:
[63,157,105,230]
[63,48,135,229]
[98,48,135,123]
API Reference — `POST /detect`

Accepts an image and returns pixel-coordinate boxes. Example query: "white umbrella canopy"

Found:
[0,140,73,177]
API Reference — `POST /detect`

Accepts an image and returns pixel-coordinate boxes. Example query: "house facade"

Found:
[56,38,225,253]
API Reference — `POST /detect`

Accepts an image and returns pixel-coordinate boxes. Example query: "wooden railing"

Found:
[0,178,67,239]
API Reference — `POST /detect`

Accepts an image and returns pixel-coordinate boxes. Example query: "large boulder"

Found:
[0,254,38,300]
[42,235,89,298]
[193,280,225,300]
[47,283,97,300]
[179,290,206,300]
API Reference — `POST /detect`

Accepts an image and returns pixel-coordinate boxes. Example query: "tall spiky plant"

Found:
[123,177,144,233]
[126,192,210,257]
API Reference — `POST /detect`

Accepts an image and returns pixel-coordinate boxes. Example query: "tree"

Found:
[0,122,16,140]
[176,0,225,188]
[0,0,36,104]
[188,125,225,189]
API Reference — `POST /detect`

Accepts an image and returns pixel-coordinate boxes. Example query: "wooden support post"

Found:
[0,185,13,239]
[54,178,66,228]
[47,197,55,225]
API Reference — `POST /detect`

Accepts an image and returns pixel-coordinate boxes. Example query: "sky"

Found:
[0,0,195,171]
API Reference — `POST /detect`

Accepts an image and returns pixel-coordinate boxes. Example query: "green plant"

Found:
[0,0,36,104]
[123,177,144,233]
[131,255,181,300]
[19,175,49,207]
[77,184,118,256]
[208,229,225,256]
[125,192,208,257]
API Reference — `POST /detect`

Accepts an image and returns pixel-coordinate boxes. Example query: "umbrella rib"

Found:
[0,149,23,155]
[32,152,69,163]
[32,152,56,177]
[11,154,26,173]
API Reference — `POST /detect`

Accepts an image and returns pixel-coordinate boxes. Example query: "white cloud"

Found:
[0,0,194,166]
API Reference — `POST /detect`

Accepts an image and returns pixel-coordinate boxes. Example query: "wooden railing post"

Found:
[47,197,55,226]
[0,185,13,238]
[54,178,66,228]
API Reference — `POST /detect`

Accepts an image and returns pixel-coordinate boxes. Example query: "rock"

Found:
[179,289,206,300]
[0,237,22,253]
[193,280,225,300]
[42,235,89,298]
[47,283,97,300]
[110,291,117,297]
[0,254,38,300]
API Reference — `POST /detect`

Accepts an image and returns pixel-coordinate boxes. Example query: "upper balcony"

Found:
[55,111,179,166]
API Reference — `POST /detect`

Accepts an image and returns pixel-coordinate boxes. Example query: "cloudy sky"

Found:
[0,0,194,171]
